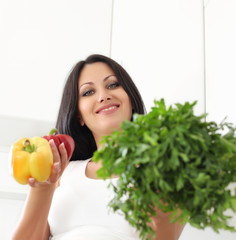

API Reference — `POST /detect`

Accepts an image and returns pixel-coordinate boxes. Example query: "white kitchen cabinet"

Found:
[0,0,113,122]
[205,0,236,124]
[0,1,113,238]
[111,0,205,115]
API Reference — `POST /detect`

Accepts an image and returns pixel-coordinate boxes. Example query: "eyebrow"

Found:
[79,74,116,88]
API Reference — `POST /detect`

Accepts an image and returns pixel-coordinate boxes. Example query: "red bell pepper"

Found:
[43,129,75,160]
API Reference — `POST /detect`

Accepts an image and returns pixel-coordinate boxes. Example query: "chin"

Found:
[102,123,122,135]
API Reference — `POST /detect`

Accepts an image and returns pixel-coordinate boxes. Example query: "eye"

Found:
[82,89,94,96]
[107,82,120,89]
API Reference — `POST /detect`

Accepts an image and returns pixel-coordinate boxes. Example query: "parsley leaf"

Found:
[93,99,236,240]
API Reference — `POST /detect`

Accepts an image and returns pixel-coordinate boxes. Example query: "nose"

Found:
[98,91,112,103]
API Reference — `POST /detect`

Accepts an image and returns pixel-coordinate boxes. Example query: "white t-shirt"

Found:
[48,158,140,240]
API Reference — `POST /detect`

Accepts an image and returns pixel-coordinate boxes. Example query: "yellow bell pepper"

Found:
[10,137,53,185]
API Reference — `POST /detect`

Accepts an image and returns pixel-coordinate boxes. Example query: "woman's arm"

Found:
[11,183,56,240]
[11,140,68,240]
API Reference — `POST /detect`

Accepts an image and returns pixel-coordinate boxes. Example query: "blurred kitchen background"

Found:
[0,0,236,239]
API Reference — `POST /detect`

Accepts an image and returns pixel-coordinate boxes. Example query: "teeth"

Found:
[100,106,117,112]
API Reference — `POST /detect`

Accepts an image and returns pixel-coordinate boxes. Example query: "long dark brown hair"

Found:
[56,54,146,160]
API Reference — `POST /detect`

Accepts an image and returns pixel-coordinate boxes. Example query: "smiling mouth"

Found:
[100,106,117,112]
[96,105,120,114]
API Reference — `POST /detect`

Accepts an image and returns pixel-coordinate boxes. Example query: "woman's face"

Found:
[78,62,132,145]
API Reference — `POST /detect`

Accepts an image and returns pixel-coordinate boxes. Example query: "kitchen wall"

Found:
[0,0,235,239]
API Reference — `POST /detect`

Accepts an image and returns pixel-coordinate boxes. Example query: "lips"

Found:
[96,103,120,114]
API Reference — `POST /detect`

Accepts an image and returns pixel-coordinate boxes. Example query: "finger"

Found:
[48,162,60,183]
[58,142,68,171]
[49,139,61,165]
[28,177,36,187]
[49,139,61,170]
[28,177,42,188]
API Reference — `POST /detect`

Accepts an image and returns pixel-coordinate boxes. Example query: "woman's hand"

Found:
[27,139,68,188]
[150,207,185,240]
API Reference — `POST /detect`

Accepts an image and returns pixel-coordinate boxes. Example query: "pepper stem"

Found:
[49,128,58,135]
[23,139,37,153]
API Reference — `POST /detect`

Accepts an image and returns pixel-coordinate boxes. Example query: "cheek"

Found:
[122,94,133,118]
[78,101,88,119]
[128,101,133,119]
[78,98,94,123]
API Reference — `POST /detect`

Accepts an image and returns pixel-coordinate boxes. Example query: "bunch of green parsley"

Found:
[93,99,236,240]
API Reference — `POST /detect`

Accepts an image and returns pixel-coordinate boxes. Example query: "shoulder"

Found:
[85,159,102,179]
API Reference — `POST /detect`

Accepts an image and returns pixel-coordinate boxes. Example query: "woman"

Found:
[11,54,185,240]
